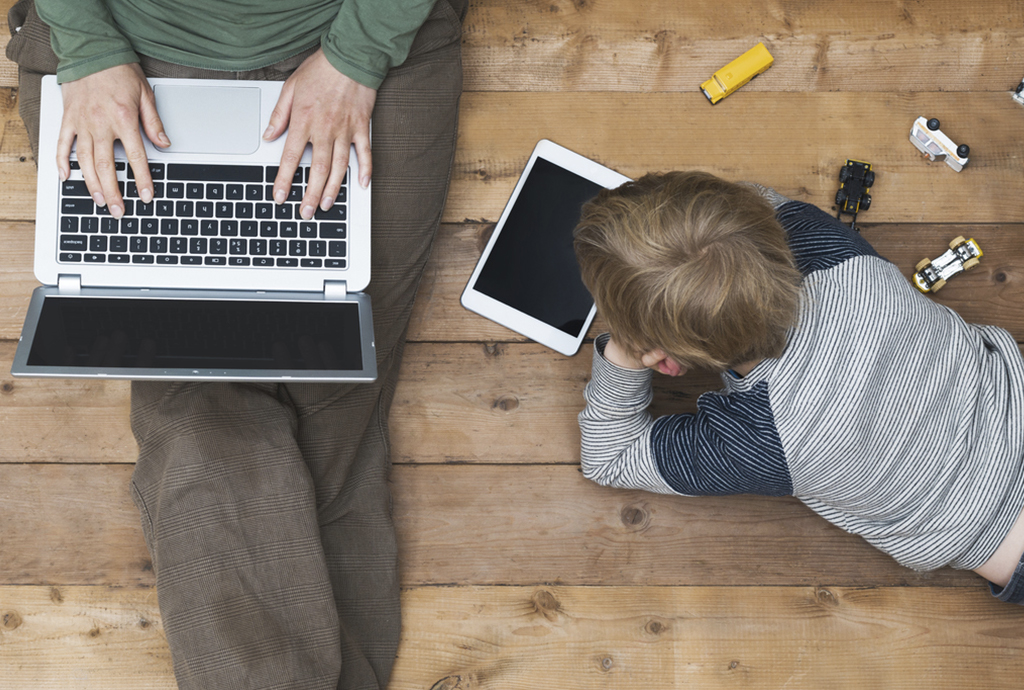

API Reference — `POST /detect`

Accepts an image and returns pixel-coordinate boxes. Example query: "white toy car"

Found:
[913,236,982,293]
[909,117,970,172]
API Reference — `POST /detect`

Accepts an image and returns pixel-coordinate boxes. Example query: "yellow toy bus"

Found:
[700,43,774,105]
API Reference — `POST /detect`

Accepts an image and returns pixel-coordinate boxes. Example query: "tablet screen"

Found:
[472,157,602,337]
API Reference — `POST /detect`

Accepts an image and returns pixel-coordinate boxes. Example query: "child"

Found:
[573,171,1024,603]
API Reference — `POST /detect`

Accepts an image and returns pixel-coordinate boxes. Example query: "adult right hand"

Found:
[56,63,170,218]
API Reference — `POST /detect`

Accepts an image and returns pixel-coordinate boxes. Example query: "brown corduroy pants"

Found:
[7,1,465,688]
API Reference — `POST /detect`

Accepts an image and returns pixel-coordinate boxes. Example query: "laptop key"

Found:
[270,240,287,256]
[157,255,178,265]
[150,237,168,253]
[260,221,278,237]
[101,218,118,233]
[280,222,298,238]
[181,255,202,265]
[59,252,82,261]
[300,222,317,238]
[229,239,247,255]
[61,197,94,214]
[121,218,139,234]
[309,240,326,257]
[301,258,323,268]
[289,240,306,256]
[156,200,174,216]
[207,184,224,200]
[319,223,346,239]
[216,202,233,218]
[210,238,227,254]
[220,220,238,236]
[226,184,244,200]
[254,256,274,267]
[108,254,130,263]
[240,221,258,237]
[89,236,107,252]
[141,218,159,234]
[60,217,79,233]
[171,238,188,254]
[60,236,87,251]
[314,204,346,221]
[249,239,267,255]
[200,220,218,236]
[276,258,298,267]
[161,219,179,235]
[81,217,99,233]
[204,256,226,266]
[190,238,208,254]
[62,180,90,196]
[229,257,251,266]
[110,236,128,252]
[181,219,199,235]
[132,255,155,264]
[130,237,147,252]
[196,201,214,217]
[325,259,347,269]
[246,184,263,200]
[167,181,185,198]
[186,183,204,199]
[136,200,154,216]
[328,241,347,257]
[84,253,106,262]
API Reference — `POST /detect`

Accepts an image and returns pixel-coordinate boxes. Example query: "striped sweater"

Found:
[578,196,1024,572]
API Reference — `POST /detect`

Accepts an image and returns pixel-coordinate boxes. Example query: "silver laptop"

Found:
[11,76,376,382]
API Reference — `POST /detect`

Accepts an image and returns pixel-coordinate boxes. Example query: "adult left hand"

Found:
[264,48,376,220]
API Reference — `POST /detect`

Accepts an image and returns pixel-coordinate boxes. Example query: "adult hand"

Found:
[57,63,170,219]
[264,48,376,220]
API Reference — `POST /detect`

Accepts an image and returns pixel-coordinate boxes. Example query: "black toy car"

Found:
[835,159,874,230]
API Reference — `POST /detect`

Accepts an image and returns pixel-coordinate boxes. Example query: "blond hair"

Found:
[574,171,802,371]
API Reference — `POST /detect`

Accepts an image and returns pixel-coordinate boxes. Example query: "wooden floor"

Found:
[3,1,1024,688]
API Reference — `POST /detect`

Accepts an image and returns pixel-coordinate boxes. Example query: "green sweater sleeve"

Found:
[322,0,438,89]
[36,0,140,83]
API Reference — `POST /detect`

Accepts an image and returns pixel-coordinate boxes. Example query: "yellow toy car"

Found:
[913,236,982,293]
[700,43,774,105]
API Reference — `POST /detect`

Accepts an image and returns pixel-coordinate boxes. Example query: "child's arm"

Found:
[579,335,794,497]
[578,334,680,494]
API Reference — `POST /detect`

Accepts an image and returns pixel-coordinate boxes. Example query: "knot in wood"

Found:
[1,381,13,394]
[2,610,23,630]
[138,618,151,629]
[620,504,650,530]
[429,675,464,690]
[531,589,561,619]
[644,619,667,636]
[729,660,740,670]
[815,587,839,608]
[995,272,1007,283]
[49,587,64,604]
[483,343,502,358]
[492,394,519,412]
[600,656,614,671]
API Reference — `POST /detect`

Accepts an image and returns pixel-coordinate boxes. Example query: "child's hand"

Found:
[640,349,687,377]
[603,339,687,377]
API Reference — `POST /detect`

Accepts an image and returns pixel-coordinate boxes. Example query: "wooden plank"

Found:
[3,93,1024,225]
[447,92,1024,226]
[464,0,1024,93]
[2,584,1022,690]
[0,0,19,89]
[4,221,1024,343]
[0,463,980,587]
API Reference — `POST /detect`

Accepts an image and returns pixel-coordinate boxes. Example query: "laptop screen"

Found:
[27,296,363,372]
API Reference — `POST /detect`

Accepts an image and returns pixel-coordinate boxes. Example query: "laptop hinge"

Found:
[57,274,82,295]
[324,280,347,300]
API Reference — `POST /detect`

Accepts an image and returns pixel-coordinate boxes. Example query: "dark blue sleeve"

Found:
[777,200,884,277]
[650,381,793,496]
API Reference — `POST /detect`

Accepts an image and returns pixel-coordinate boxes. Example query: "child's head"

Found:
[574,171,802,371]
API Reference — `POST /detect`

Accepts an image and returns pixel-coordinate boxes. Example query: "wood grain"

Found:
[3,92,1024,225]
[2,584,1022,690]
[0,463,981,588]
[463,0,1024,93]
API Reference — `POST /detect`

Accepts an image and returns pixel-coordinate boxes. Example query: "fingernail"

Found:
[301,205,315,219]
[321,196,333,211]
[274,189,286,204]
[110,205,123,219]
[93,192,106,207]
[141,189,153,204]
[360,175,369,189]
[58,168,67,182]
[158,132,171,147]
[263,125,275,139]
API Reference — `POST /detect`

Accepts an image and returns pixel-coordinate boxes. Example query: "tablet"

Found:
[461,140,630,355]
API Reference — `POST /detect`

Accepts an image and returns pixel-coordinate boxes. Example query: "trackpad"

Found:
[153,84,261,155]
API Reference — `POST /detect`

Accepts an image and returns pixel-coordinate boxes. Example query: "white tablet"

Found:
[461,140,630,355]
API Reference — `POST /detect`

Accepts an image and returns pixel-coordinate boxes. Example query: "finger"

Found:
[138,85,170,148]
[319,138,350,211]
[74,135,105,209]
[91,138,124,218]
[277,128,310,210]
[352,127,371,188]
[301,140,333,220]
[55,121,77,182]
[264,82,294,142]
[269,87,300,203]
[121,129,153,207]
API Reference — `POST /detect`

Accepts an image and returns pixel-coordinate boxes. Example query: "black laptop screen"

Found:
[27,297,363,371]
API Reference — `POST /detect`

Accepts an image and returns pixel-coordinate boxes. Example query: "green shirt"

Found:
[36,0,437,89]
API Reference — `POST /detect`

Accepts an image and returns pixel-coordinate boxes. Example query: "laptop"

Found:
[11,76,377,382]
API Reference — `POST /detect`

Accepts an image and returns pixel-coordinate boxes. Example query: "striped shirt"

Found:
[579,196,1024,572]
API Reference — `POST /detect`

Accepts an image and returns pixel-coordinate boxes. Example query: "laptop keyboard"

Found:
[56,162,348,270]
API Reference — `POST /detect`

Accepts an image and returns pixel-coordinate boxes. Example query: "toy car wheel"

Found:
[915,258,932,271]
[950,235,966,250]
[860,194,871,211]
[835,190,848,207]
[931,278,946,292]
[963,257,980,270]
[863,171,875,187]
[839,166,851,182]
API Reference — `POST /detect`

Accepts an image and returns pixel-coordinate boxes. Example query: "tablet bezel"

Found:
[460,139,630,356]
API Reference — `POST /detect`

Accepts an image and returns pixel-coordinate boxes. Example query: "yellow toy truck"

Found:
[700,43,774,105]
